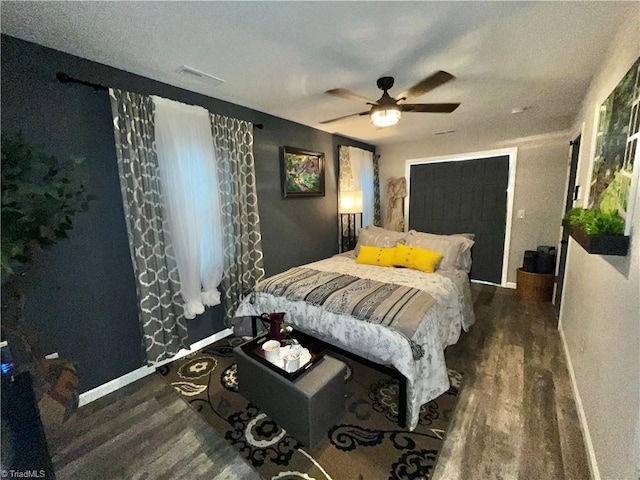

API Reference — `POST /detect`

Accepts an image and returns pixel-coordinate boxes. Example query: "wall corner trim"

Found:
[559,325,601,480]
[78,328,234,407]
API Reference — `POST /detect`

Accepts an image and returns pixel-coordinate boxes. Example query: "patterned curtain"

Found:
[109,89,188,364]
[339,146,380,247]
[210,114,266,317]
[338,146,354,251]
[373,154,381,226]
[338,146,355,190]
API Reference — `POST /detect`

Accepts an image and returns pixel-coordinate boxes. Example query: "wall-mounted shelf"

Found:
[566,225,629,256]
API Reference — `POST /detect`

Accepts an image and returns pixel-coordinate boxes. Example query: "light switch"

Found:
[517,209,525,219]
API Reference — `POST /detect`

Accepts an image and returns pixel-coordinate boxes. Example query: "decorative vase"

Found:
[262,312,287,344]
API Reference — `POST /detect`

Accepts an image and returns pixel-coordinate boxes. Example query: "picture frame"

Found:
[281,146,325,198]
[587,57,640,236]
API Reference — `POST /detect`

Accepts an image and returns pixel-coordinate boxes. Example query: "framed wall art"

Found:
[281,146,325,198]
[588,56,640,235]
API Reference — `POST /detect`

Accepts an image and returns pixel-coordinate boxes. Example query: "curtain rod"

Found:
[55,72,264,129]
[56,72,107,91]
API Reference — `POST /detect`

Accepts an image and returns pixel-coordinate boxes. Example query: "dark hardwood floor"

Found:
[435,284,590,480]
[51,372,259,479]
[50,284,590,479]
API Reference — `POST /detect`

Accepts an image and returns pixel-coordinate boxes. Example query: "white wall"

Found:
[559,14,640,480]
[379,130,570,285]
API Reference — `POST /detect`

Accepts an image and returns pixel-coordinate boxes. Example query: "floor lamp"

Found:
[339,190,363,252]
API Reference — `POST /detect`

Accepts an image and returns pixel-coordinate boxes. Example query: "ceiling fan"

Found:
[320,71,460,128]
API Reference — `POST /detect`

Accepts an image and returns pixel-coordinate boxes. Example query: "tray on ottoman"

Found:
[240,333,327,381]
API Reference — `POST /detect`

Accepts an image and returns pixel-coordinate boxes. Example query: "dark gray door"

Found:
[554,136,581,312]
[408,155,509,283]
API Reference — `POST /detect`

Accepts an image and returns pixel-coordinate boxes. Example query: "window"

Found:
[152,96,224,319]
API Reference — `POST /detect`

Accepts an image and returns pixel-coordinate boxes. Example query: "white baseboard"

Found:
[559,326,600,480]
[470,279,516,289]
[78,328,233,407]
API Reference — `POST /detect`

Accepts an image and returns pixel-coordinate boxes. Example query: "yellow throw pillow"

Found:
[393,243,442,273]
[356,245,397,267]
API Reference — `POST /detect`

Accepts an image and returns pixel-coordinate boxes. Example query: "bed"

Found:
[234,226,475,431]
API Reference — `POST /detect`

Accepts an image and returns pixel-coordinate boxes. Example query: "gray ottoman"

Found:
[234,345,346,448]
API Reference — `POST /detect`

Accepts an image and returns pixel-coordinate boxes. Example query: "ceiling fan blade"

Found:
[319,111,370,124]
[397,71,456,100]
[325,88,377,105]
[401,103,460,113]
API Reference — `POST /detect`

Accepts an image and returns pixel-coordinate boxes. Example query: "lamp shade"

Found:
[339,190,363,213]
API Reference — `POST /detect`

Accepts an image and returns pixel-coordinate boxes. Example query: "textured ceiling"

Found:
[1,1,636,146]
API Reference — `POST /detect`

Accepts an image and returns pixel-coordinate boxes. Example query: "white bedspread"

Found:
[234,253,475,431]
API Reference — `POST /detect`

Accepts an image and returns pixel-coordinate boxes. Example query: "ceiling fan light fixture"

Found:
[370,106,401,127]
[321,71,458,126]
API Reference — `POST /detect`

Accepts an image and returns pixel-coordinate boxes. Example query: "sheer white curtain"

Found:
[152,96,224,319]
[348,147,375,228]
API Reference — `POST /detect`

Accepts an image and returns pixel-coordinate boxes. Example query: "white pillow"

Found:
[453,233,475,241]
[452,233,475,272]
[354,226,408,256]
[405,230,474,272]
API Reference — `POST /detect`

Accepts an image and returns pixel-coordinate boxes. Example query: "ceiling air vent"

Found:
[176,65,225,88]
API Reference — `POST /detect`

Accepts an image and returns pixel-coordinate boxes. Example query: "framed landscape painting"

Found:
[588,57,640,235]
[281,146,325,198]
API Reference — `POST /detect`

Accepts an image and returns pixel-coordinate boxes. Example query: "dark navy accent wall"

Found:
[1,35,374,393]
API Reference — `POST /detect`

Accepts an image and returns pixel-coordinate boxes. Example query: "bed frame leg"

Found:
[398,376,407,428]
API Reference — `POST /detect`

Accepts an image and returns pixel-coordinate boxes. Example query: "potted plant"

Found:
[562,207,629,255]
[1,132,94,397]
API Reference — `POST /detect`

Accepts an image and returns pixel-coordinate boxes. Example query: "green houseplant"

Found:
[1,132,94,396]
[562,207,629,255]
[1,133,94,281]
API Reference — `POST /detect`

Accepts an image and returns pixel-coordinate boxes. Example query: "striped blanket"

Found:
[253,267,436,347]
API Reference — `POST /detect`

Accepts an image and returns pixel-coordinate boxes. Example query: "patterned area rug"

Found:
[157,336,462,480]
